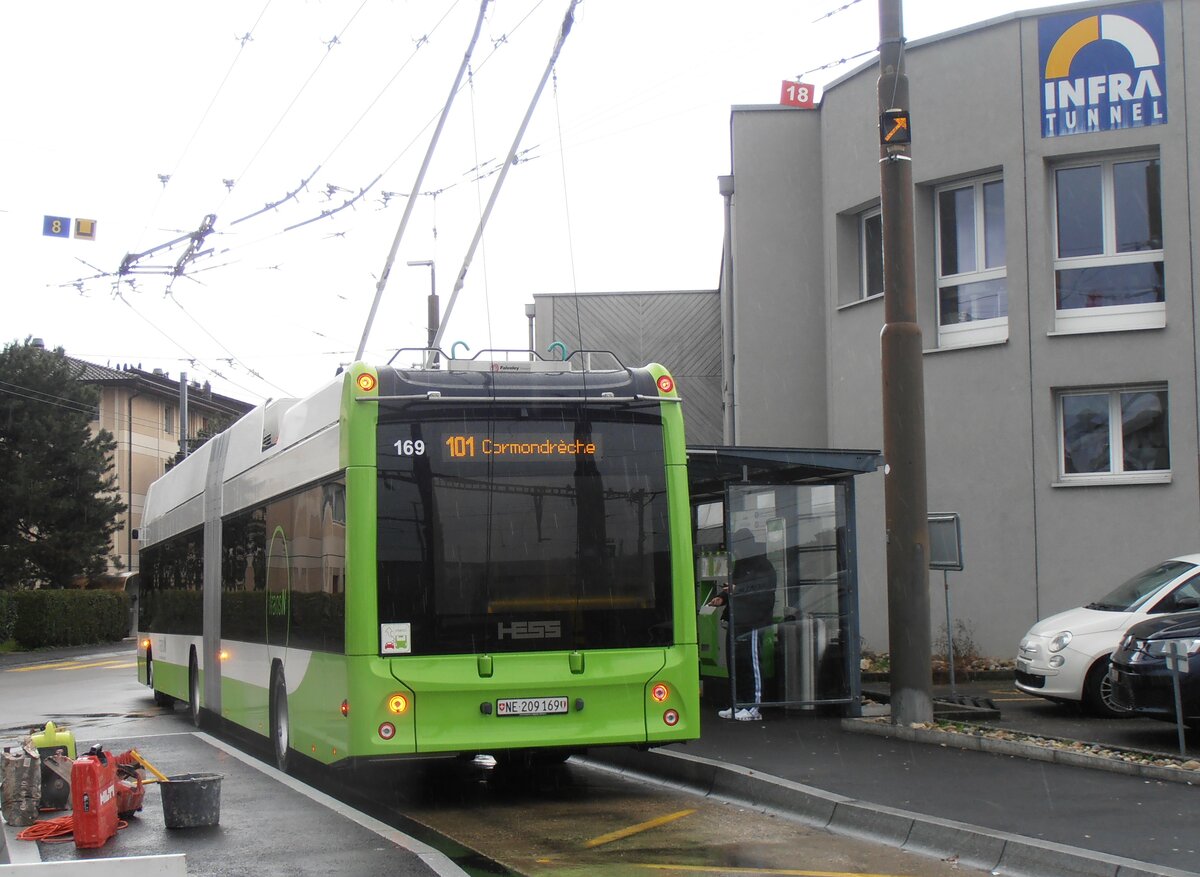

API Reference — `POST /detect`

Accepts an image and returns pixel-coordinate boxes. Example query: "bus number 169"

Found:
[394,439,426,456]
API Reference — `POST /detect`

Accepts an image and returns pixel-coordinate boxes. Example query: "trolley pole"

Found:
[878,0,933,726]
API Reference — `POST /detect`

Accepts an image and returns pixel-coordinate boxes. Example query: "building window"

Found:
[164,404,175,435]
[935,176,1007,347]
[1053,155,1163,333]
[860,208,883,299]
[1057,386,1169,483]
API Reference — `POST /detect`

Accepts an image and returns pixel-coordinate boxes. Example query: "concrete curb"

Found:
[843,718,1200,787]
[577,746,1200,877]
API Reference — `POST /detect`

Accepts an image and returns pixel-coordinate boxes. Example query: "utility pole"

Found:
[179,370,190,460]
[878,0,933,726]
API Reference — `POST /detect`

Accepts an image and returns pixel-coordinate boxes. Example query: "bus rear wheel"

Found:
[147,651,174,708]
[271,668,291,773]
[188,651,202,727]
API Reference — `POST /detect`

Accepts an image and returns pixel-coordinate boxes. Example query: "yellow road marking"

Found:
[584,809,697,849]
[635,865,916,876]
[6,659,137,672]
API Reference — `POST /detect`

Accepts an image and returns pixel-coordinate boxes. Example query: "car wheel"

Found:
[271,666,291,773]
[1083,657,1133,718]
[188,651,202,727]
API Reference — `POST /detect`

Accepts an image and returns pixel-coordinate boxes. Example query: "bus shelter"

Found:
[687,446,882,717]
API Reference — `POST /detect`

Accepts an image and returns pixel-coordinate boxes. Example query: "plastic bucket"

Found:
[160,773,222,829]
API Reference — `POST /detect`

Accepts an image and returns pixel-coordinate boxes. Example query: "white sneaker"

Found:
[718,707,734,719]
[734,707,762,721]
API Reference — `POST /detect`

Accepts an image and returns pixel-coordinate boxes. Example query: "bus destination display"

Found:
[394,433,601,461]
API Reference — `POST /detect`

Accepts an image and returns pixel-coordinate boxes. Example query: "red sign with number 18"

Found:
[780,81,816,108]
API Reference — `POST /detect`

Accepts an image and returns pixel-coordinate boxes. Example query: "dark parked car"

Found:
[1109,610,1200,728]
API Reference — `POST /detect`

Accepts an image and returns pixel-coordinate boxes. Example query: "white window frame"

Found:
[859,208,883,300]
[164,403,175,435]
[934,175,1008,348]
[1055,385,1170,486]
[1052,153,1163,334]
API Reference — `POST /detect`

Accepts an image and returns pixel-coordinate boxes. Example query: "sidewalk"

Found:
[2,730,468,876]
[583,700,1199,877]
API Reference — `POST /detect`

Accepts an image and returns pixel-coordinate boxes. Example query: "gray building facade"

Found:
[533,0,1200,658]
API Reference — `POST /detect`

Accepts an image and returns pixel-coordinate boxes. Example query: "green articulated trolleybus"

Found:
[137,351,698,770]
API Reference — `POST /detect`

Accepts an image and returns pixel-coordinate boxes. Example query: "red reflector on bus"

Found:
[340,700,349,717]
[663,709,679,726]
[378,722,396,740]
[651,683,669,703]
[656,375,674,394]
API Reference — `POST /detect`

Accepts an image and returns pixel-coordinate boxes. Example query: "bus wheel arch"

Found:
[270,662,291,773]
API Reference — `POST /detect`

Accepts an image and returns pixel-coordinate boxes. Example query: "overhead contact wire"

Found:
[356,0,494,361]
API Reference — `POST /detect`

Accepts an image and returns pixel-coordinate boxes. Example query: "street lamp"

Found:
[407,260,438,367]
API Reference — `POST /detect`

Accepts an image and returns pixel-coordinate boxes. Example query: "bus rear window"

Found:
[376,408,673,655]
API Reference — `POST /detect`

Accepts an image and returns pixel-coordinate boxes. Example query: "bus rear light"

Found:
[387,693,409,714]
[340,700,350,717]
[140,639,151,651]
[218,649,230,662]
[378,722,396,740]
[663,709,679,726]
[651,683,670,703]
[656,375,675,394]
[356,373,377,392]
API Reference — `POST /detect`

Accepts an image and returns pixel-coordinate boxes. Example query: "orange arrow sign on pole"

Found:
[885,117,908,142]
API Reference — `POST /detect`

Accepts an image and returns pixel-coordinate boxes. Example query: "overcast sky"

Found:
[1,0,1062,403]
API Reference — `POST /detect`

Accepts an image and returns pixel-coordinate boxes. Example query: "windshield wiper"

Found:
[1085,601,1125,611]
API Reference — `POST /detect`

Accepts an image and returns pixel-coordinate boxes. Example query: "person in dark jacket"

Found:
[707,527,776,720]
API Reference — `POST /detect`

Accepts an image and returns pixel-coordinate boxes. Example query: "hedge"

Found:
[10,590,130,648]
[0,590,16,643]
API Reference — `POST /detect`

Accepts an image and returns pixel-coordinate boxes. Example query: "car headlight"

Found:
[1048,631,1073,653]
[1146,638,1200,656]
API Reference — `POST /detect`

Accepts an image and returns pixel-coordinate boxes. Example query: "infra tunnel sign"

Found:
[1039,1,1167,138]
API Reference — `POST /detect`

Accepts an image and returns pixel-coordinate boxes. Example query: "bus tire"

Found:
[188,650,202,727]
[271,666,291,773]
[148,651,175,707]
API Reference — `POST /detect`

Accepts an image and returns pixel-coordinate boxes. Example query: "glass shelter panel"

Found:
[717,483,851,709]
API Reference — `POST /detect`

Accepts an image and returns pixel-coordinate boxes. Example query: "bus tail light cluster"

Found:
[377,692,411,741]
[651,681,678,725]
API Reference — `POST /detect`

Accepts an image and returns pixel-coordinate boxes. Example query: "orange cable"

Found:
[16,815,130,844]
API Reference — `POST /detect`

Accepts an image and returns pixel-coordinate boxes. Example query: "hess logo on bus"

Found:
[498,620,562,640]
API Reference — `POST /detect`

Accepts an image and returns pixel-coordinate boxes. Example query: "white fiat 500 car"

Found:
[1015,556,1200,716]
